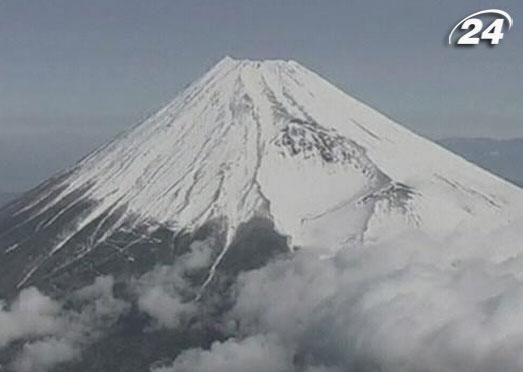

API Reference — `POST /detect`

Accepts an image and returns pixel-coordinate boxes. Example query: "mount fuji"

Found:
[1,57,522,299]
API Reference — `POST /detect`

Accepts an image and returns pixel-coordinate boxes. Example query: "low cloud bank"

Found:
[157,221,523,372]
[3,222,523,372]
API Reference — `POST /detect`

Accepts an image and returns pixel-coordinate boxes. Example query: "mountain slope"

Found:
[1,57,522,298]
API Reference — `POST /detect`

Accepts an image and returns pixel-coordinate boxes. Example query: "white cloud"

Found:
[0,276,128,372]
[153,334,292,372]
[12,338,79,372]
[134,239,215,328]
[179,240,215,272]
[0,287,63,348]
[137,286,195,329]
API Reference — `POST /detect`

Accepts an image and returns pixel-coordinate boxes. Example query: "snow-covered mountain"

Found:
[1,57,522,298]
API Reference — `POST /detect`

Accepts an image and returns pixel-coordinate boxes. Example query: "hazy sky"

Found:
[1,0,522,191]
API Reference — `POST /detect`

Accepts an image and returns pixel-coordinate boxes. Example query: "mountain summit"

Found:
[1,57,522,297]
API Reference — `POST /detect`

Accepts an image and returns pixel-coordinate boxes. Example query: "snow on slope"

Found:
[15,57,523,261]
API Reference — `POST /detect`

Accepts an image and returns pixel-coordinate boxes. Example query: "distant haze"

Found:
[1,0,523,191]
[0,192,17,206]
[439,137,523,187]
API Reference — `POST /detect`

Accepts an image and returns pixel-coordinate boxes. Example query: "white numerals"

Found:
[457,19,483,45]
[480,18,505,45]
[449,9,513,46]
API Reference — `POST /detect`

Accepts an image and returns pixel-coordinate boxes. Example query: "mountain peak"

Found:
[211,55,302,75]
[217,55,296,64]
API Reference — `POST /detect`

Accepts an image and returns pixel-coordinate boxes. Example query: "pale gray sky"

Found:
[1,0,522,191]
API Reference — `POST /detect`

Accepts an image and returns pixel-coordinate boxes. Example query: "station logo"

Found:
[449,9,513,46]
